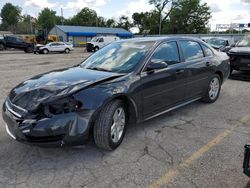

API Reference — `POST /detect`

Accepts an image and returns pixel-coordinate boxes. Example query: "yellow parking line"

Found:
[149,113,250,188]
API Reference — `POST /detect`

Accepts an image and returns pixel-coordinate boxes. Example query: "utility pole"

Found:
[61,8,64,25]
[30,16,33,34]
[159,11,162,35]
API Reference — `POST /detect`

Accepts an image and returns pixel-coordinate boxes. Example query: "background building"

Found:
[49,25,133,46]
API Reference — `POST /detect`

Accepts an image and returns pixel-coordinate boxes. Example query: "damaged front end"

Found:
[2,95,94,146]
[2,66,125,146]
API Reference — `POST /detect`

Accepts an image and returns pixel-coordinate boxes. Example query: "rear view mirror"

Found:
[146,60,168,73]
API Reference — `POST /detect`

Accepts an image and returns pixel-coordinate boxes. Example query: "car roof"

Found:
[206,37,228,41]
[120,36,203,43]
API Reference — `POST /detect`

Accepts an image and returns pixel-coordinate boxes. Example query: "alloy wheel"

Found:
[110,107,125,143]
[209,77,220,100]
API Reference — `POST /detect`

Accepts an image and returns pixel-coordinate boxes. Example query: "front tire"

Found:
[65,48,70,53]
[94,100,127,150]
[94,46,99,52]
[43,49,49,54]
[201,74,221,103]
[0,44,5,51]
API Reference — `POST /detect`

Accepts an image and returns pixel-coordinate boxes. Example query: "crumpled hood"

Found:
[9,66,122,111]
[229,47,250,54]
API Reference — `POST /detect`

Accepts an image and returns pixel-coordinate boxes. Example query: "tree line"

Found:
[0,0,211,35]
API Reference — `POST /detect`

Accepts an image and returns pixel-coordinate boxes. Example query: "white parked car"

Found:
[86,36,120,52]
[34,42,74,54]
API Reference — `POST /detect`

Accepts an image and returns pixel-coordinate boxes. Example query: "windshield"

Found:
[91,37,99,42]
[236,36,250,47]
[80,41,154,73]
[207,38,226,47]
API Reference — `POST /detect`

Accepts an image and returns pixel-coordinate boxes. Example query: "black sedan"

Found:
[228,36,250,74]
[2,37,230,150]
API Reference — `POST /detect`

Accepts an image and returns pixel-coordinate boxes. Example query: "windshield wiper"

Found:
[87,67,112,72]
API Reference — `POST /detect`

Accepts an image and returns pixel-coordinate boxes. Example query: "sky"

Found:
[0,0,250,31]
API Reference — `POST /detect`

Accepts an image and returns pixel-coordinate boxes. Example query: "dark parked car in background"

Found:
[2,37,230,150]
[227,36,250,74]
[203,37,233,52]
[0,35,34,53]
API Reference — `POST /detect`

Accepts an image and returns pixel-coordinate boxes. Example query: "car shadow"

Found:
[18,101,199,151]
[245,180,250,188]
[0,51,28,55]
[0,100,203,184]
[230,71,250,81]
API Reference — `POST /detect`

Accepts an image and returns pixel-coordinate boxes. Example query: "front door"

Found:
[140,41,187,118]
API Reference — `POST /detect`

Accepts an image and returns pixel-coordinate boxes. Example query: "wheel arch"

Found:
[112,94,138,124]
[87,93,138,139]
[215,70,223,82]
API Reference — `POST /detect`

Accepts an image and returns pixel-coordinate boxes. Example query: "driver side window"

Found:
[151,42,180,66]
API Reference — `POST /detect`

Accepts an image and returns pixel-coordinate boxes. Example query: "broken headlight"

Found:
[47,97,83,115]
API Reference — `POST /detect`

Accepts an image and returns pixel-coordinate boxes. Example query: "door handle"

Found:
[176,69,184,75]
[206,62,211,67]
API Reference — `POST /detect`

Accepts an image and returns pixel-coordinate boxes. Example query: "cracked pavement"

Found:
[0,49,250,188]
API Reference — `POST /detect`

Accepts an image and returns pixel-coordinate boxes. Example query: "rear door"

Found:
[57,43,66,51]
[179,40,213,99]
[5,36,16,48]
[140,41,187,118]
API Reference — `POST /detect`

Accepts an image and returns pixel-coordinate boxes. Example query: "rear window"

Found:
[179,41,204,61]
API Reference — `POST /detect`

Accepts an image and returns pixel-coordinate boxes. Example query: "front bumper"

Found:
[229,53,250,71]
[2,100,94,147]
[86,43,94,51]
[33,47,43,54]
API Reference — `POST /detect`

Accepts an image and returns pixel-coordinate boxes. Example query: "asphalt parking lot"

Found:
[0,48,250,188]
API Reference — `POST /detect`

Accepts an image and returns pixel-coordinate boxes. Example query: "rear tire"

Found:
[201,74,221,103]
[94,100,127,150]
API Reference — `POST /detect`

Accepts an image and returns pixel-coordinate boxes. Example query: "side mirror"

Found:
[146,60,168,73]
[230,43,236,47]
